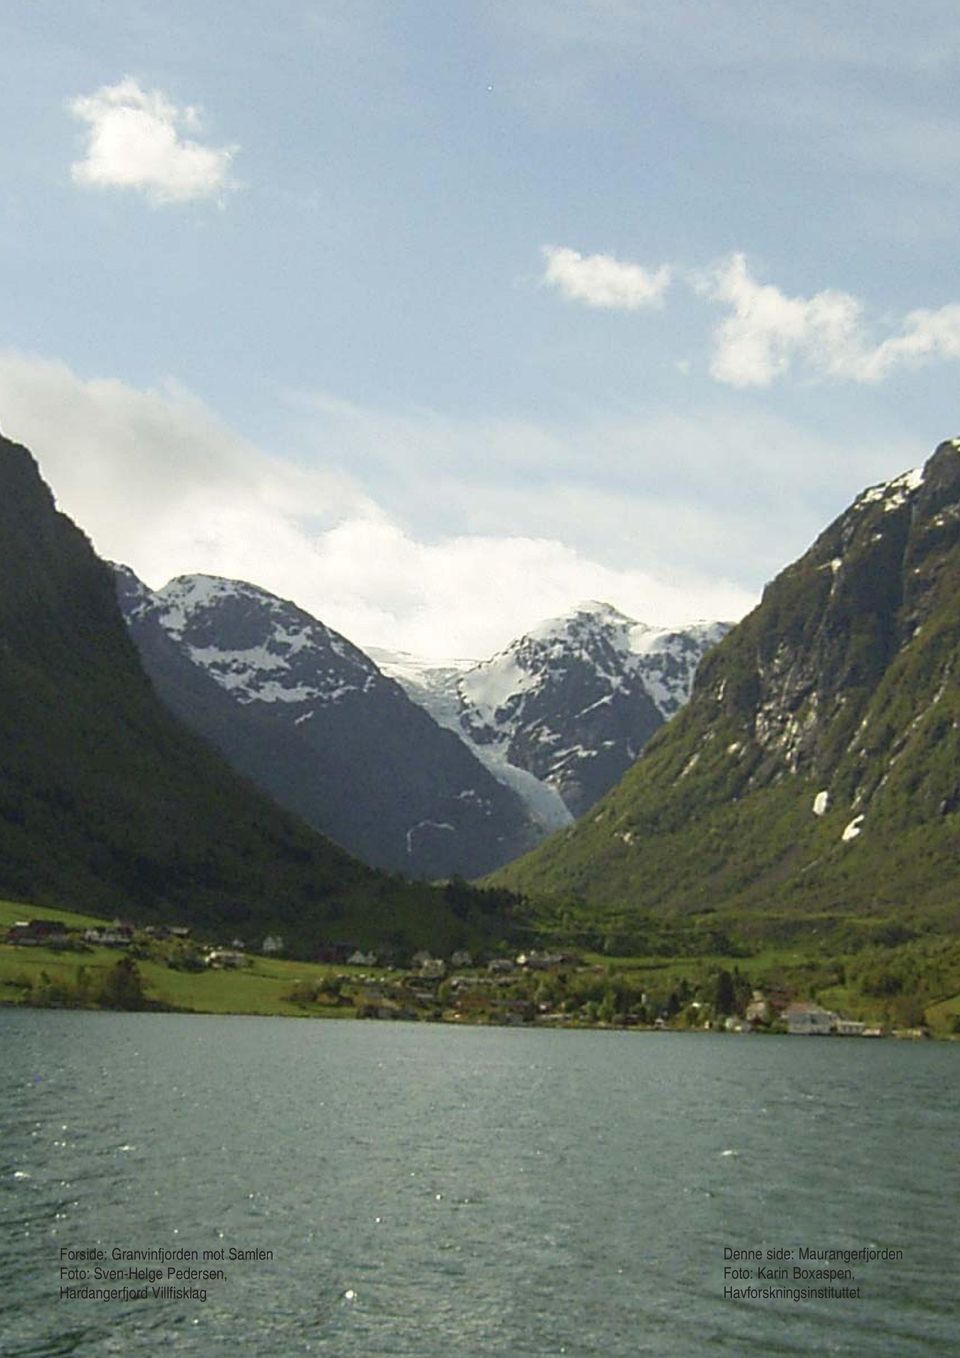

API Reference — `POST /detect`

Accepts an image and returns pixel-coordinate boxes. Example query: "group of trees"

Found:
[16,958,147,1011]
[494,963,756,1025]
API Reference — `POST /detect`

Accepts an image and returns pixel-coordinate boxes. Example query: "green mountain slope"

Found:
[493,440,960,941]
[0,434,515,952]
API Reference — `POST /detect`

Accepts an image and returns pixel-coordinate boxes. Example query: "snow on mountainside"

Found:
[114,570,541,879]
[372,603,730,820]
[367,649,575,832]
[149,574,380,708]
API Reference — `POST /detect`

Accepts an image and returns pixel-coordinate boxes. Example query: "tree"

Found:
[711,969,737,1017]
[97,957,146,1011]
[598,988,617,1024]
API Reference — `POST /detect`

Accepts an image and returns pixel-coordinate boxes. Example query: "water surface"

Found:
[1,1011,956,1356]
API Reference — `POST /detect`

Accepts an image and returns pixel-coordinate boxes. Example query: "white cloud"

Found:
[69,77,236,205]
[542,245,671,309]
[863,303,960,378]
[542,242,960,388]
[698,252,865,387]
[700,252,960,387]
[0,353,758,660]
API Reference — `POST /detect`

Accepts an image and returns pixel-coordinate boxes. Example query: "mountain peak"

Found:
[922,438,960,495]
[572,599,627,618]
[523,600,636,645]
[155,572,264,616]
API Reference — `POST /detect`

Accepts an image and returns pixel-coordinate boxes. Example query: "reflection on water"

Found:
[1,1011,957,1357]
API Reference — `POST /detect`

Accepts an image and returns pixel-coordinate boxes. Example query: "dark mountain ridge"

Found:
[0,433,515,952]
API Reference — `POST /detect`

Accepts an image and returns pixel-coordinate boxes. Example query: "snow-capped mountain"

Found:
[372,603,730,819]
[122,571,382,707]
[114,569,541,879]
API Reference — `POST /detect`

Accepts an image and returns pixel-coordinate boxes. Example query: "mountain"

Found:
[0,433,516,951]
[115,570,540,878]
[373,604,729,820]
[492,441,960,943]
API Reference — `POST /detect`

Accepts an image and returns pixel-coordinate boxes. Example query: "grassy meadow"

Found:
[0,898,361,1018]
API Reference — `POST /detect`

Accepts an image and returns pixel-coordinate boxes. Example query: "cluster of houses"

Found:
[5,918,196,949]
[205,934,287,966]
[6,918,74,947]
[197,934,286,969]
[733,992,884,1036]
[780,1000,883,1038]
[663,992,887,1036]
[306,946,581,976]
[5,919,526,978]
[340,948,589,1024]
[4,917,288,974]
[353,967,540,1025]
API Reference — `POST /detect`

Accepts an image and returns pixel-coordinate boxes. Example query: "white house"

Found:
[205,949,248,969]
[784,1002,835,1035]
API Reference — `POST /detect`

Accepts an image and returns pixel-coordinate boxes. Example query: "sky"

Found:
[2,1,960,657]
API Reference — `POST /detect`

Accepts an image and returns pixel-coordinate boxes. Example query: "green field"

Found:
[0,897,364,1017]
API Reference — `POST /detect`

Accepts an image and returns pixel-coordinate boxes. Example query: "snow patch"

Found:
[154,574,244,636]
[187,643,288,677]
[841,814,864,842]
[812,790,830,817]
[679,751,700,779]
[374,648,572,830]
[458,652,541,727]
[856,466,924,513]
[148,575,379,707]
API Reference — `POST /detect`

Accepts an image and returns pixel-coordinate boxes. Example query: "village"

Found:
[3,913,924,1035]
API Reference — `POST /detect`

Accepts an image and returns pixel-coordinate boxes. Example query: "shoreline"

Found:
[2,994,949,1039]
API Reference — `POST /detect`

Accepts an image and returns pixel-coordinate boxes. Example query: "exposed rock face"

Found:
[700,449,954,799]
[494,442,960,928]
[115,570,540,878]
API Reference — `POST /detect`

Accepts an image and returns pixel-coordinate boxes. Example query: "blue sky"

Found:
[2,1,959,655]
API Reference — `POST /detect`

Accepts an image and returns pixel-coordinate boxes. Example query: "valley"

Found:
[1,432,959,1035]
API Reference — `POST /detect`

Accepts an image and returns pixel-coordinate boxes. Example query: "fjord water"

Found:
[1,1012,956,1357]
